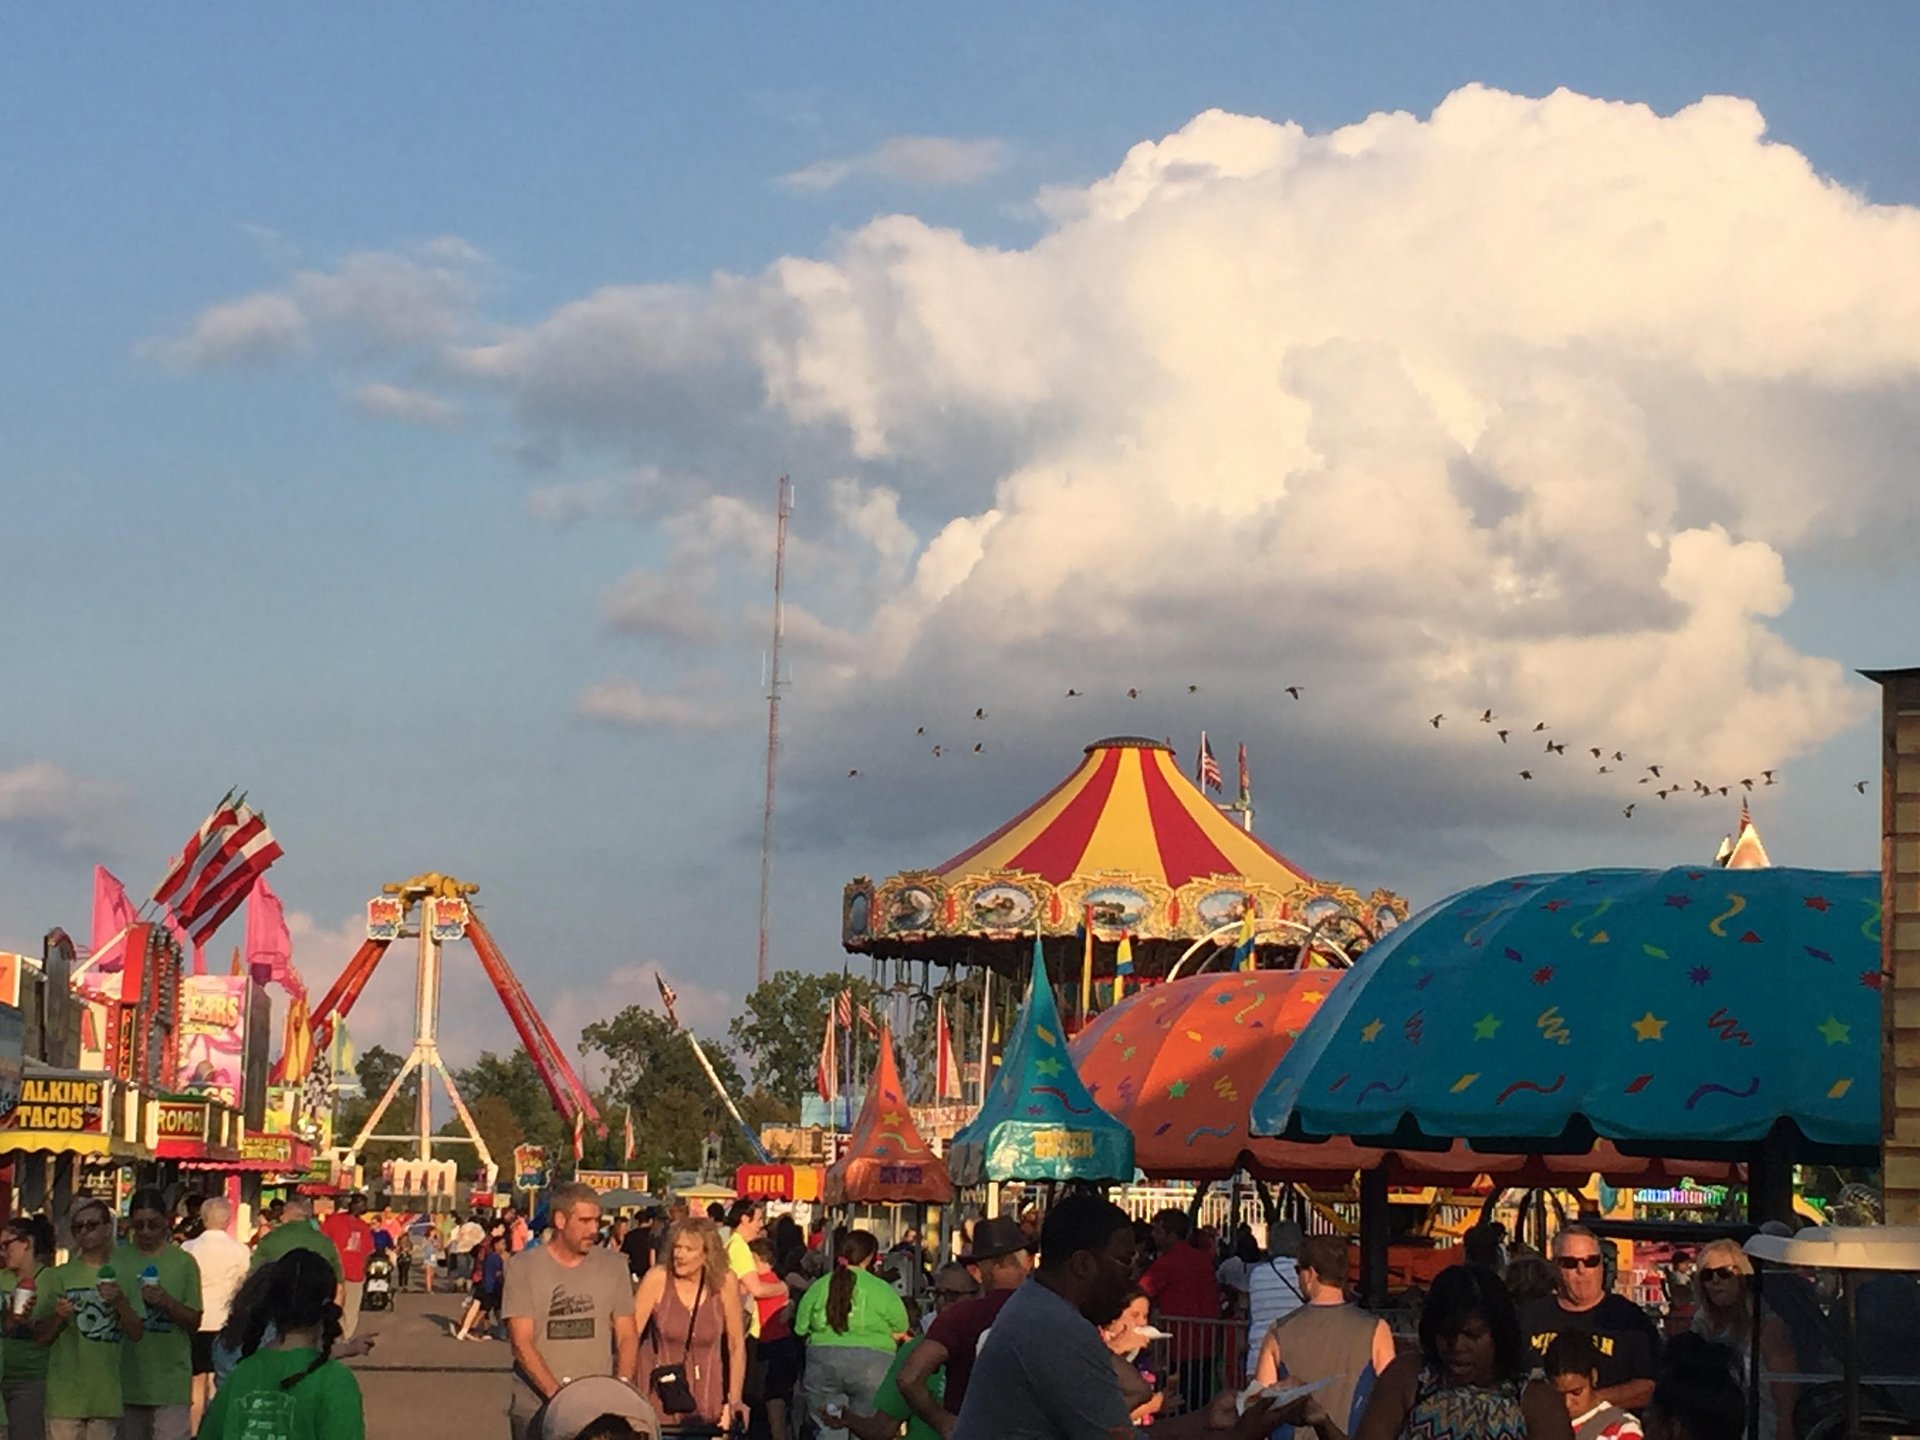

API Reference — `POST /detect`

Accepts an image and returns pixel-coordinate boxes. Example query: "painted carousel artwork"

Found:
[844,736,1408,983]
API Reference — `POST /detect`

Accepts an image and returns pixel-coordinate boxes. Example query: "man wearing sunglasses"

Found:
[1518,1226,1662,1413]
[31,1197,146,1440]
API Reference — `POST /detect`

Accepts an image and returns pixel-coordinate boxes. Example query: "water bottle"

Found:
[141,1264,160,1294]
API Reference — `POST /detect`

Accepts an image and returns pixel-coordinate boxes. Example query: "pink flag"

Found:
[244,879,303,999]
[88,866,139,973]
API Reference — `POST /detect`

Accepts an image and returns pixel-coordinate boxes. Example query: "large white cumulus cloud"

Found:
[465,87,1917,860]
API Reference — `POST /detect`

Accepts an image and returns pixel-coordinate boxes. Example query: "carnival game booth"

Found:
[1252,866,1883,1299]
[825,1025,952,1258]
[844,737,1407,1003]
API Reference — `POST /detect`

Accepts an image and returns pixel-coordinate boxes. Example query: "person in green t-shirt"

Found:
[199,1246,363,1440]
[251,1201,343,1288]
[3,1214,57,1438]
[849,1264,978,1440]
[114,1187,203,1440]
[32,1196,146,1440]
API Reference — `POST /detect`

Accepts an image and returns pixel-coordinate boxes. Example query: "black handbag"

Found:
[649,1270,706,1415]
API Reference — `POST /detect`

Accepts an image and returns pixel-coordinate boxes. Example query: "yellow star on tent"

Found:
[1817,1015,1851,1046]
[881,1110,905,1126]
[1360,1019,1384,1043]
[1301,990,1325,1004]
[1472,1014,1501,1040]
[1632,1012,1667,1042]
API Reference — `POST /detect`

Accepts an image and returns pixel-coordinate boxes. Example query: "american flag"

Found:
[1199,733,1223,794]
[833,989,852,1029]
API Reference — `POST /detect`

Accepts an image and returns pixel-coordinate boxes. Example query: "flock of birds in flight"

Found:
[846,683,1288,776]
[1428,708,1871,817]
[845,688,1875,808]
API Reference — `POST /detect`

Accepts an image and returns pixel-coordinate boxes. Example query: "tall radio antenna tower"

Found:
[756,475,793,987]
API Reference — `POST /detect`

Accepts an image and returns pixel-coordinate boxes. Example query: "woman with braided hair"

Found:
[198,1248,364,1439]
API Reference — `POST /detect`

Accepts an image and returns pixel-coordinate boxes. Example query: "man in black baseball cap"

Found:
[897,1217,1033,1434]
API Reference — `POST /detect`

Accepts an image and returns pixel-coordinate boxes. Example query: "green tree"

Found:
[453,1048,569,1154]
[582,1007,765,1180]
[728,971,885,1107]
[336,1043,420,1170]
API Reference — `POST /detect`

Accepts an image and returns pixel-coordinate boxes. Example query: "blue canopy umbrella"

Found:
[948,936,1136,1185]
[1250,866,1880,1162]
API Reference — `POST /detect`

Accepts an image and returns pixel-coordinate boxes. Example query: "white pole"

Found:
[976,967,993,1107]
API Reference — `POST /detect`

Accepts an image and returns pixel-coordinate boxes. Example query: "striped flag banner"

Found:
[151,793,242,908]
[1199,732,1223,794]
[180,805,284,945]
[833,990,852,1029]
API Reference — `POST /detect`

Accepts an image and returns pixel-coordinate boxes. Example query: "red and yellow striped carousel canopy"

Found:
[843,736,1405,968]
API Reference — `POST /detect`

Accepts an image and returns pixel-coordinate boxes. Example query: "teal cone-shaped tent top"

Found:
[947,936,1136,1185]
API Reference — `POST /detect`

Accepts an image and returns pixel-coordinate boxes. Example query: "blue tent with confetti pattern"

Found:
[947,937,1135,1185]
[1250,866,1881,1162]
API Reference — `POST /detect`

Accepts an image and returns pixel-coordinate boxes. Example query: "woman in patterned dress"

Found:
[1290,1266,1571,1440]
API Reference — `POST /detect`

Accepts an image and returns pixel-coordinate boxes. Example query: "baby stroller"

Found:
[363,1251,396,1312]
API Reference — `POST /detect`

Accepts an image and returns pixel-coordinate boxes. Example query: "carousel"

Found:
[843,736,1407,988]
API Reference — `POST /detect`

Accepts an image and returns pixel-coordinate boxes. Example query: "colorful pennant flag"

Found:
[245,878,304,999]
[1234,902,1259,972]
[1079,904,1095,1018]
[935,998,962,1100]
[152,792,241,907]
[815,1005,838,1102]
[1237,742,1250,804]
[1114,932,1134,1001]
[87,866,139,974]
[623,1107,636,1163]
[572,1109,585,1163]
[271,992,313,1085]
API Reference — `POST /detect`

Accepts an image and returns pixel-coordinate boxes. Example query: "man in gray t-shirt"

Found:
[955,1194,1282,1440]
[502,1183,642,1440]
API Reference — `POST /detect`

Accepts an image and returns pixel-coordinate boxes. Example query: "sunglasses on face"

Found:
[1556,1255,1603,1270]
[73,1219,111,1233]
[1699,1266,1744,1282]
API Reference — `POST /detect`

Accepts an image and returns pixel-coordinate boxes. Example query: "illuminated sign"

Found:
[1030,1128,1093,1160]
[1,1075,107,1133]
[155,1101,209,1142]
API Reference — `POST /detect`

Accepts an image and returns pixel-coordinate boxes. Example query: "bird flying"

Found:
[1855,780,1870,794]
[1285,685,1302,699]
[1623,805,1636,818]
[1497,730,1509,743]
[1479,709,1495,723]
[1429,714,1444,728]
[1519,769,1534,780]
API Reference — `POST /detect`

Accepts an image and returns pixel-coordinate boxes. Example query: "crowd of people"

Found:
[5,1183,1912,1440]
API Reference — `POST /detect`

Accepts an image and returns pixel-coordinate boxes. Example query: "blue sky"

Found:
[4,5,1917,1064]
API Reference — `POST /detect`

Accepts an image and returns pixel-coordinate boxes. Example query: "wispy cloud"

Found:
[781,136,1007,193]
[576,678,748,733]
[352,382,462,429]
[143,238,487,372]
[0,761,124,856]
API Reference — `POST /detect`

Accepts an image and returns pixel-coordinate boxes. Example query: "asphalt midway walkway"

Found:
[345,1284,514,1440]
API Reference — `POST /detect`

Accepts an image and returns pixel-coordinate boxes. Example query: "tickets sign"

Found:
[0,1074,107,1133]
[366,897,405,942]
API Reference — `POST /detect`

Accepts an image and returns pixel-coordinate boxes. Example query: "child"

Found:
[200,1248,364,1439]
[1546,1333,1644,1440]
